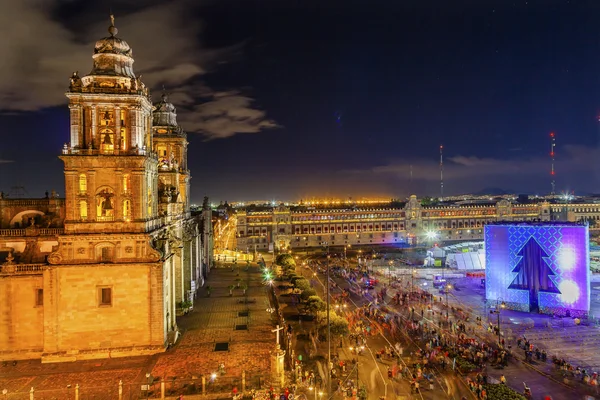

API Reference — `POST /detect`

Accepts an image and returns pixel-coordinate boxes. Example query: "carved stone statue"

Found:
[69,71,82,91]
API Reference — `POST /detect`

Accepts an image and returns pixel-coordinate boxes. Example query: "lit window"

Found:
[99,287,112,306]
[122,174,130,192]
[35,288,43,307]
[79,200,88,220]
[123,199,131,219]
[79,174,87,193]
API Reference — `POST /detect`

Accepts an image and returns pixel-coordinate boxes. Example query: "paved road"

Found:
[301,260,474,400]
[305,255,588,400]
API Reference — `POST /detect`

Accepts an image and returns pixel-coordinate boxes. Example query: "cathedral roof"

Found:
[88,16,136,78]
[152,93,180,129]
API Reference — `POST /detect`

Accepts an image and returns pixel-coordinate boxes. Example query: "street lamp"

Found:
[493,298,506,347]
[145,373,151,400]
[445,284,452,318]
[411,269,417,295]
[2,389,8,400]
[388,260,394,285]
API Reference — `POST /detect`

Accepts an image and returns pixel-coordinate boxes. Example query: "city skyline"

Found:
[2,0,600,202]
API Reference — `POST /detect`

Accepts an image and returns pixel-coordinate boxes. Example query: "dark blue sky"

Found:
[1,0,600,202]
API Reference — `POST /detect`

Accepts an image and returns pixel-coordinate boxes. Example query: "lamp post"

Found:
[495,298,506,347]
[411,269,417,295]
[145,373,151,400]
[388,260,394,285]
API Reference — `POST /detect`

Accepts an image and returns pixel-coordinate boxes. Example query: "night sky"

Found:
[1,0,600,203]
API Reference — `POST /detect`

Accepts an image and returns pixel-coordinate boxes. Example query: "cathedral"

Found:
[0,17,213,362]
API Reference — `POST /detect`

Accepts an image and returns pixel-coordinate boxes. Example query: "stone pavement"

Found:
[0,263,276,399]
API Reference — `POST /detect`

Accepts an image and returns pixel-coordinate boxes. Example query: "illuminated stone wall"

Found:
[41,263,164,362]
[0,274,44,359]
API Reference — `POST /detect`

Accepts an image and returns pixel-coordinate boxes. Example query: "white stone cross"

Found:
[272,325,284,345]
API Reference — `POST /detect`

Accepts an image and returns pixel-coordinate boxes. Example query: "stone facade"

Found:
[235,196,559,250]
[0,17,211,363]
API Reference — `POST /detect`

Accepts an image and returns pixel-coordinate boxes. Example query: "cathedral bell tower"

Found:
[61,16,159,234]
[152,93,191,216]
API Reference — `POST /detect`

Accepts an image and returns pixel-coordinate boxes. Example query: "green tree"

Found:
[276,253,296,272]
[300,287,317,302]
[294,278,311,291]
[305,295,326,314]
[316,311,349,337]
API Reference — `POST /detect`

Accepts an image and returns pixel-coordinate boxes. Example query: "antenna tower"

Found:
[550,132,556,195]
[439,145,444,200]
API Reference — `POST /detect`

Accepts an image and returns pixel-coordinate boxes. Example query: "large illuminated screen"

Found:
[485,223,590,317]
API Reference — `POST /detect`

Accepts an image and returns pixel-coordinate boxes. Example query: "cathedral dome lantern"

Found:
[88,15,136,79]
[152,93,182,134]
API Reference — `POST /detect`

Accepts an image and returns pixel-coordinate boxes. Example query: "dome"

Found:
[153,93,179,128]
[88,16,136,78]
[94,36,132,58]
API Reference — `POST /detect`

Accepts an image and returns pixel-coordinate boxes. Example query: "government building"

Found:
[235,196,600,251]
[0,18,213,363]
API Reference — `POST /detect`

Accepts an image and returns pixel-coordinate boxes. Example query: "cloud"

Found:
[350,145,600,195]
[0,0,277,139]
[0,159,14,164]
[178,91,280,140]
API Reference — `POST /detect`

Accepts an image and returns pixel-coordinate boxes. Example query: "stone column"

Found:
[90,106,97,150]
[173,248,183,305]
[194,234,201,285]
[170,251,177,330]
[69,104,82,148]
[129,107,138,150]
[114,106,121,152]
[149,263,165,346]
[183,239,192,302]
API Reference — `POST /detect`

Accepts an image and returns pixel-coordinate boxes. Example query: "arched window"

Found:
[122,174,130,193]
[123,199,131,220]
[79,200,88,220]
[100,129,115,154]
[79,174,87,193]
[96,189,115,220]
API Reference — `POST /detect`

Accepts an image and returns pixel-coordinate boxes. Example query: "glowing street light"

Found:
[445,284,452,317]
[426,231,438,240]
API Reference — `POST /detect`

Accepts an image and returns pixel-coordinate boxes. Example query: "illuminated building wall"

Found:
[235,197,553,251]
[485,223,590,317]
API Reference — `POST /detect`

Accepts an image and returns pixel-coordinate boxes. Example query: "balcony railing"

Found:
[0,263,46,275]
[0,228,64,237]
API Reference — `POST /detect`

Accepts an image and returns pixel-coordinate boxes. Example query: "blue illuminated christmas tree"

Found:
[509,237,560,309]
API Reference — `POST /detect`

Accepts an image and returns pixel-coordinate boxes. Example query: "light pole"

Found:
[411,269,417,295]
[145,373,151,400]
[2,389,7,400]
[494,298,506,347]
[388,260,394,285]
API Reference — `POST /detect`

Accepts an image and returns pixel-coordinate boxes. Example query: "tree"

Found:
[300,287,317,302]
[294,278,311,291]
[276,253,296,272]
[305,295,326,314]
[316,312,349,338]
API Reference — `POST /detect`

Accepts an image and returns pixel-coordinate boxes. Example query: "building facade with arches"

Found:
[0,18,212,363]
[236,196,600,251]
